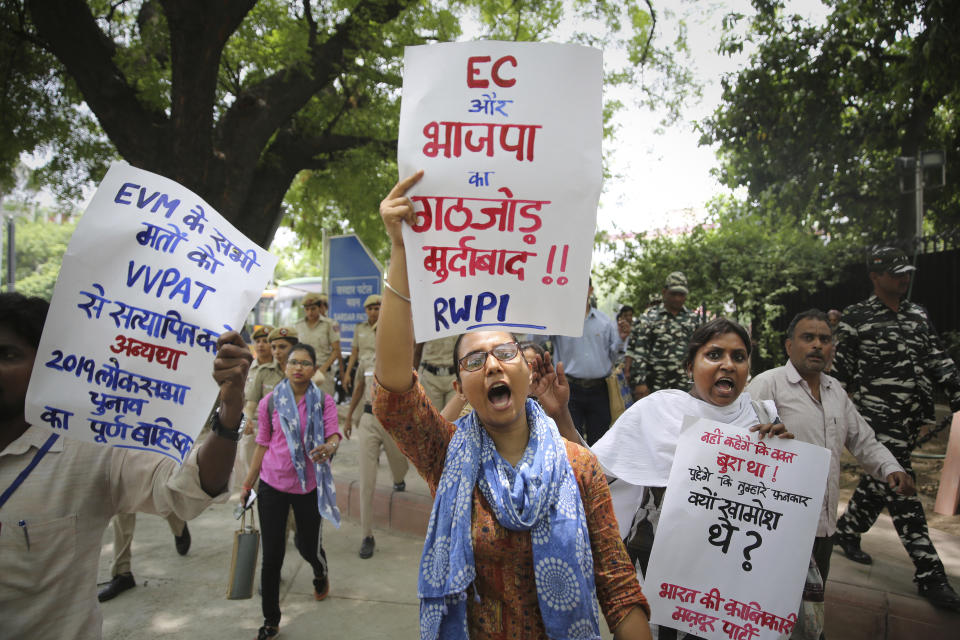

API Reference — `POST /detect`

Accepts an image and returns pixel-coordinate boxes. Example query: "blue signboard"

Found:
[327,234,382,353]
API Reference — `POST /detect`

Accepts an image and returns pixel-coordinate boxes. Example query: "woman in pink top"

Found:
[241,343,342,640]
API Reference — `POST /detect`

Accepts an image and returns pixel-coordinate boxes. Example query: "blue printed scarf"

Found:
[418,398,601,640]
[272,379,340,527]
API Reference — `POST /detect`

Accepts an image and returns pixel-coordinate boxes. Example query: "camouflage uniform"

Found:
[832,294,960,585]
[626,303,699,392]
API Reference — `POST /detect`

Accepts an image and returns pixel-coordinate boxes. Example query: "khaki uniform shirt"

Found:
[420,335,458,368]
[295,317,340,370]
[244,361,284,433]
[353,321,377,362]
[243,359,269,406]
[0,426,223,639]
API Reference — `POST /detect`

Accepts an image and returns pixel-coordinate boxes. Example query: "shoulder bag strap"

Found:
[0,433,59,510]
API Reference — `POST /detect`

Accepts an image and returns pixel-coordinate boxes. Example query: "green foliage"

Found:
[702,0,960,240]
[2,0,696,248]
[597,196,857,366]
[281,147,399,264]
[270,233,324,283]
[1,215,78,300]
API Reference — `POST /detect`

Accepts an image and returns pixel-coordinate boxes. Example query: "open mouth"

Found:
[714,377,735,394]
[487,382,512,409]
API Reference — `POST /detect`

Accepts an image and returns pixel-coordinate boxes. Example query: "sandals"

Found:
[256,625,278,639]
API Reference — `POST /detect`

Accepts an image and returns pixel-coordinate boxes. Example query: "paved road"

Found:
[96,425,960,639]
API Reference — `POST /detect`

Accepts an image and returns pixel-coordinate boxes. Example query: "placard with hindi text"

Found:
[25,161,277,464]
[397,41,602,341]
[644,418,830,640]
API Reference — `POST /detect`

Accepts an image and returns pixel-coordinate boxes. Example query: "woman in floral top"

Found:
[372,172,651,640]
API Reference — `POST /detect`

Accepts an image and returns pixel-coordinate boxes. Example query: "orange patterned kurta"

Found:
[373,376,649,639]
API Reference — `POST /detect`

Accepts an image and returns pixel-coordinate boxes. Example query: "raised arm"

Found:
[196,332,252,495]
[529,351,584,446]
[375,171,424,392]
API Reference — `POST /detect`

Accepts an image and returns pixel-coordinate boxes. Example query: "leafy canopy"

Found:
[1,0,695,267]
[598,196,855,367]
[701,0,960,240]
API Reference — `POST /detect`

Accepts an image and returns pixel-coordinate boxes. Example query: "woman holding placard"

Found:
[241,343,342,640]
[592,318,799,638]
[372,172,652,640]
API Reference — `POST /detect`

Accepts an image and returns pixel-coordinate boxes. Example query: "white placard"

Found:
[25,161,277,464]
[644,418,830,640]
[398,41,602,341]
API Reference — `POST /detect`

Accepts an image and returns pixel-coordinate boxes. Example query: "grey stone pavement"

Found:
[97,411,960,640]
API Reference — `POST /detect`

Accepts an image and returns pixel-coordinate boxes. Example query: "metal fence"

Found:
[775,239,960,337]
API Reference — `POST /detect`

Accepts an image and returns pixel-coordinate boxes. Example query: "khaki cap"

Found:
[364,294,382,308]
[268,326,299,342]
[302,292,328,306]
[252,325,274,340]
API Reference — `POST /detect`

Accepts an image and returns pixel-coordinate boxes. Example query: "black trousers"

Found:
[567,380,611,445]
[812,535,833,584]
[257,480,327,627]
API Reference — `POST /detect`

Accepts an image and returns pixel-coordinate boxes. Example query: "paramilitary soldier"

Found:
[625,271,700,400]
[832,247,960,611]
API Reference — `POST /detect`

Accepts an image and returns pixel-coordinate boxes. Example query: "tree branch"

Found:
[302,0,318,49]
[160,0,256,187]
[25,0,167,166]
[637,0,656,68]
[232,129,395,245]
[216,0,416,172]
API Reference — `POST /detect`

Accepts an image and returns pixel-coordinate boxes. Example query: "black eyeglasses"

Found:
[458,342,521,372]
[287,359,314,369]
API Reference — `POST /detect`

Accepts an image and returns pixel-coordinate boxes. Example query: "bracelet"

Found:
[211,412,243,442]
[242,484,252,492]
[383,279,411,303]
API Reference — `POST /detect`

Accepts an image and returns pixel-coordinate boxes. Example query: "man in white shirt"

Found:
[747,308,912,587]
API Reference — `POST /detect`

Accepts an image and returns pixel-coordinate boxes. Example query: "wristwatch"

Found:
[211,411,245,442]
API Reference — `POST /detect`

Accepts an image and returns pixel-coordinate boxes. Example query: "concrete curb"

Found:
[334,478,431,537]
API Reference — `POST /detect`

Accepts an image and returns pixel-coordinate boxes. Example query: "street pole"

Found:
[5,217,15,292]
[914,152,924,241]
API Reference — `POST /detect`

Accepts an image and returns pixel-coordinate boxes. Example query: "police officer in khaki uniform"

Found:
[414,335,459,411]
[294,293,341,397]
[244,326,299,436]
[344,295,380,395]
[237,325,274,485]
[345,351,409,559]
[98,512,190,601]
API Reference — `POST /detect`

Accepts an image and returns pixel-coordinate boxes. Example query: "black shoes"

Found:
[359,536,375,559]
[918,579,960,612]
[393,480,406,492]
[98,572,136,602]
[174,523,191,556]
[256,625,278,639]
[313,574,329,601]
[834,535,872,565]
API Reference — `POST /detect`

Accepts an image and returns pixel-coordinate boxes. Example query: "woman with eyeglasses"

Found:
[372,172,652,640]
[241,342,342,640]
